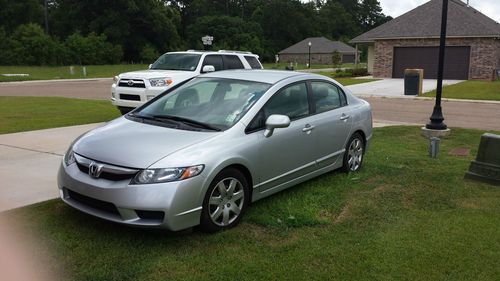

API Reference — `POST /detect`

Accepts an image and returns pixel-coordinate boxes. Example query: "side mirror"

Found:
[264,114,290,138]
[202,65,215,73]
[148,64,152,69]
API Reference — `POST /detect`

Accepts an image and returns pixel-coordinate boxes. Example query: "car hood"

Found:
[119,70,197,80]
[72,118,218,169]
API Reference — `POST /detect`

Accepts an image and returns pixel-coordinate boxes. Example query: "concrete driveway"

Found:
[346,78,463,97]
[0,123,101,211]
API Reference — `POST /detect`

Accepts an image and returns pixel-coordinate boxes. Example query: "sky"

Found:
[379,0,500,22]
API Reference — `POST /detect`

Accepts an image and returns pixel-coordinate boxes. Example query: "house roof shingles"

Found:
[350,0,500,43]
[279,37,357,54]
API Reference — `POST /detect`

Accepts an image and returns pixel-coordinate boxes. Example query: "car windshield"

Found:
[134,78,271,131]
[150,53,201,71]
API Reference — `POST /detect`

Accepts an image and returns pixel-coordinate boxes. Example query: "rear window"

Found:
[244,56,262,69]
[223,55,245,70]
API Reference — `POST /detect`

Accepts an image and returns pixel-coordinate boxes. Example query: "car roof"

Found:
[199,69,311,84]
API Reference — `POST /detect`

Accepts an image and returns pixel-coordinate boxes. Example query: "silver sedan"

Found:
[58,70,372,232]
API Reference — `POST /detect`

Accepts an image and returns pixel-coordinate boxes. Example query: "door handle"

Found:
[340,114,350,121]
[302,124,315,133]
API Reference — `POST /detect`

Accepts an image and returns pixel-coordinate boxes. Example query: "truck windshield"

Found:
[150,53,202,71]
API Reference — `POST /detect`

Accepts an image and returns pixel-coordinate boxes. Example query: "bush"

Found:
[6,24,60,65]
[65,32,123,65]
[332,67,368,78]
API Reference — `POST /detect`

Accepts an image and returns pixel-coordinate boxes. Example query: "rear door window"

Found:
[202,55,223,71]
[244,56,262,69]
[310,82,345,113]
[223,55,245,70]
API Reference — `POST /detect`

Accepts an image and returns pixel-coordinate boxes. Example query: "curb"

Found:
[356,94,500,104]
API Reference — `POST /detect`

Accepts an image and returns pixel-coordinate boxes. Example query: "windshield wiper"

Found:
[151,114,221,131]
[128,113,178,126]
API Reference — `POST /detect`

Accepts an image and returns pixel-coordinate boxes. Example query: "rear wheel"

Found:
[342,133,365,172]
[199,168,249,233]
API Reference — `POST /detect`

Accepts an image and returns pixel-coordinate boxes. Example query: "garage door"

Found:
[342,54,355,63]
[392,46,470,79]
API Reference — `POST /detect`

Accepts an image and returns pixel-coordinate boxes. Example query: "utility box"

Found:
[404,69,423,95]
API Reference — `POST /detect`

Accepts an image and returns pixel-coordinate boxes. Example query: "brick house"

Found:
[278,37,359,65]
[350,0,500,80]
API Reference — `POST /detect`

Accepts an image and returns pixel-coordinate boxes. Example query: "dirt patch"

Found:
[454,197,498,210]
[333,204,352,224]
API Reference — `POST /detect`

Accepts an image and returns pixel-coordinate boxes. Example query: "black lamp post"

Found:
[308,41,312,68]
[426,0,449,130]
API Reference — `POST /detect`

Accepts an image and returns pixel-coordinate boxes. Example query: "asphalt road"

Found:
[1,79,499,131]
[0,78,112,100]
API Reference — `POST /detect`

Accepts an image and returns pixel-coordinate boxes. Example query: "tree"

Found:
[49,0,182,61]
[331,51,342,67]
[251,0,320,60]
[0,0,44,33]
[186,16,263,54]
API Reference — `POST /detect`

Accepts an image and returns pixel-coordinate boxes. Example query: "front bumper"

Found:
[57,162,205,231]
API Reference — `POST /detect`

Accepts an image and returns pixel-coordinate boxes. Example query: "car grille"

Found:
[118,79,145,88]
[76,162,136,181]
[119,94,141,101]
[67,189,120,217]
[74,154,139,182]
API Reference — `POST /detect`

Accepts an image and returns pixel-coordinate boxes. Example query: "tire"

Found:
[342,132,365,173]
[199,168,249,233]
[118,107,133,115]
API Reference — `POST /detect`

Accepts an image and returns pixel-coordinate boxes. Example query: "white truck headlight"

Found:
[113,76,119,84]
[149,77,173,87]
[131,165,204,184]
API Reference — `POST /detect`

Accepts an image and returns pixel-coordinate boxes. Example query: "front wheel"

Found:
[342,133,365,172]
[117,106,133,115]
[199,168,249,233]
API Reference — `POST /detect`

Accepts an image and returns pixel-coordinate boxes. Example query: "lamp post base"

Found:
[421,127,451,139]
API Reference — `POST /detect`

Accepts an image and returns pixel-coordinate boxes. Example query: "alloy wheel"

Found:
[208,177,245,226]
[347,138,363,171]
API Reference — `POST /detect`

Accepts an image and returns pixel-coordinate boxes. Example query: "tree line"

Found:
[0,0,391,65]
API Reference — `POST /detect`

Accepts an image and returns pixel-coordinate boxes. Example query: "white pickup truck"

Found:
[111,50,263,114]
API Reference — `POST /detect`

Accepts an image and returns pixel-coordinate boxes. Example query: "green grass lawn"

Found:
[314,72,378,86]
[263,62,367,70]
[6,126,500,280]
[0,96,120,134]
[423,80,500,101]
[0,64,148,82]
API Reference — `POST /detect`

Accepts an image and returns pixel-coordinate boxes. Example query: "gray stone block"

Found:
[464,133,500,186]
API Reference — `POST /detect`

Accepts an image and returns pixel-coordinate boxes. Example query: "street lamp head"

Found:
[308,41,311,46]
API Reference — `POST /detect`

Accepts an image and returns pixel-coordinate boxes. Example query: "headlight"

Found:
[64,148,76,166]
[149,77,173,87]
[131,165,204,184]
[113,76,119,84]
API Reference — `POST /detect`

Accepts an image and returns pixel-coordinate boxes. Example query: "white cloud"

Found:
[379,0,500,22]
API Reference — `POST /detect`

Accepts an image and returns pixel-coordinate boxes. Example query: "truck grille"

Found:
[119,94,141,101]
[118,79,146,88]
